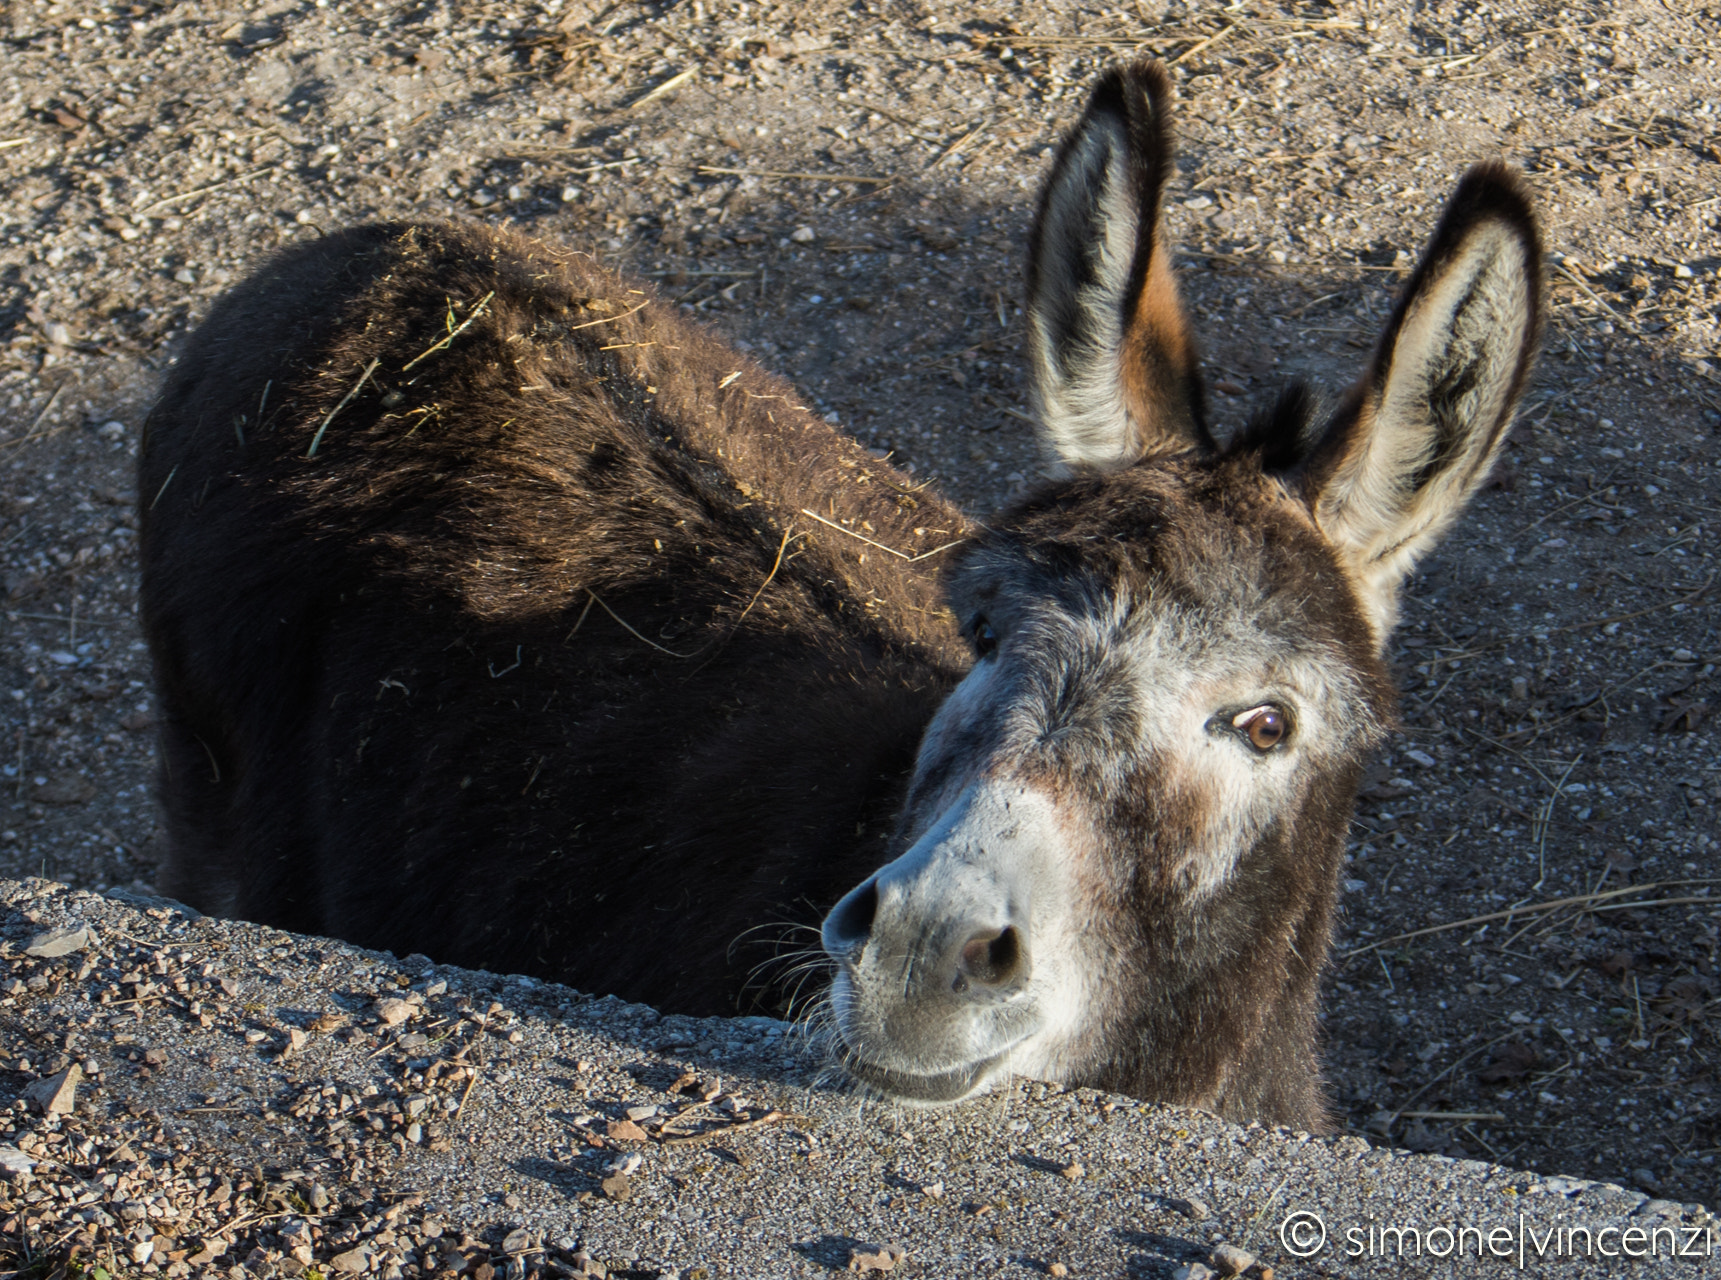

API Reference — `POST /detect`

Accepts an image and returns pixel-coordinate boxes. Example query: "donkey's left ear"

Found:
[1298,163,1544,642]
[1027,60,1210,474]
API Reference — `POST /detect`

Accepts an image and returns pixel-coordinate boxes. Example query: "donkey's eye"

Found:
[972,616,1000,658]
[1232,705,1290,752]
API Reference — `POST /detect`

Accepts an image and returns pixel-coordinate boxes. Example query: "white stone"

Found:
[25,924,95,958]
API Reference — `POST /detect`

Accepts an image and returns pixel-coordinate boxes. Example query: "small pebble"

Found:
[1170,1265,1214,1280]
[23,1064,81,1115]
[1209,1242,1256,1276]
[1171,1196,1212,1221]
[375,996,416,1026]
[790,225,816,242]
[0,1146,36,1178]
[847,1244,904,1273]
[600,1172,631,1201]
[502,1227,532,1253]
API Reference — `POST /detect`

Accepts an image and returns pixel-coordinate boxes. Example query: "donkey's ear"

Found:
[1300,163,1543,642]
[1026,60,1210,474]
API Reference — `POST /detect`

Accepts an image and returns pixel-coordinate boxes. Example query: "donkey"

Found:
[140,60,1539,1128]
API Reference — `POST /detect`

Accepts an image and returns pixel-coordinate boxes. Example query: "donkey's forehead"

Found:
[958,458,1368,646]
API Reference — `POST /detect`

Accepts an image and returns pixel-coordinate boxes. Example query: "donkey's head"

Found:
[820,62,1542,1121]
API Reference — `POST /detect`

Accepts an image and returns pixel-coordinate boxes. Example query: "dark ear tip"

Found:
[1444,162,1543,259]
[1118,58,1173,108]
[1086,59,1172,120]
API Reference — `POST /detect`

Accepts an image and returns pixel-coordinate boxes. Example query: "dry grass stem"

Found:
[927,122,989,170]
[0,381,69,451]
[136,165,281,215]
[585,590,696,658]
[402,291,496,371]
[1397,1110,1508,1122]
[306,358,380,459]
[797,508,964,563]
[1169,24,1238,67]
[661,1108,790,1146]
[627,65,698,110]
[567,299,650,331]
[695,166,891,185]
[730,526,798,632]
[1344,880,1721,957]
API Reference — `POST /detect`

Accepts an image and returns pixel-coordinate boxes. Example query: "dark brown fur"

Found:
[140,221,971,1012]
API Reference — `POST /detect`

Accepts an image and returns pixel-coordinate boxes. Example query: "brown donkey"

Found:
[140,61,1540,1127]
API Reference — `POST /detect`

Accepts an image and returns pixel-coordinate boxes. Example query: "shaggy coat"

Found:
[141,221,970,1012]
[141,61,1540,1128]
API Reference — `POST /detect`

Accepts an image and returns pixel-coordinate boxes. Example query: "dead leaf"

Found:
[1597,950,1636,978]
[1657,699,1708,733]
[1477,1042,1539,1083]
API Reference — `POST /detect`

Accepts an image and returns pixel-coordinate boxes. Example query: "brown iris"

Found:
[1233,705,1288,752]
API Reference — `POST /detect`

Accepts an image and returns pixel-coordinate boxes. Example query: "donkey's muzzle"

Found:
[820,782,1063,1097]
[824,870,1032,1003]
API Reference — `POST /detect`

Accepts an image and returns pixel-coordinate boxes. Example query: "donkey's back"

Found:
[141,221,969,1010]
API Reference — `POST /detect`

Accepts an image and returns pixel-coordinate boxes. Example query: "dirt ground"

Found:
[2,0,1718,1211]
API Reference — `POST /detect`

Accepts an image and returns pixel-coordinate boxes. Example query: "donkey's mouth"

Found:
[842,1049,1009,1104]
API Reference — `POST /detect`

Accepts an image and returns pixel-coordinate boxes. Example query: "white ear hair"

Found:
[1305,164,1543,642]
[1025,61,1208,475]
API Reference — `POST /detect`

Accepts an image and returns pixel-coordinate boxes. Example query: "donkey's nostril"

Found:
[822,877,879,960]
[957,925,1025,989]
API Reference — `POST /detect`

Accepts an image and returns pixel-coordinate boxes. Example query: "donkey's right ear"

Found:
[1027,60,1210,474]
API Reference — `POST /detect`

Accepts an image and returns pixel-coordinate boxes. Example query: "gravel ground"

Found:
[3,879,1716,1279]
[1,0,1719,1225]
